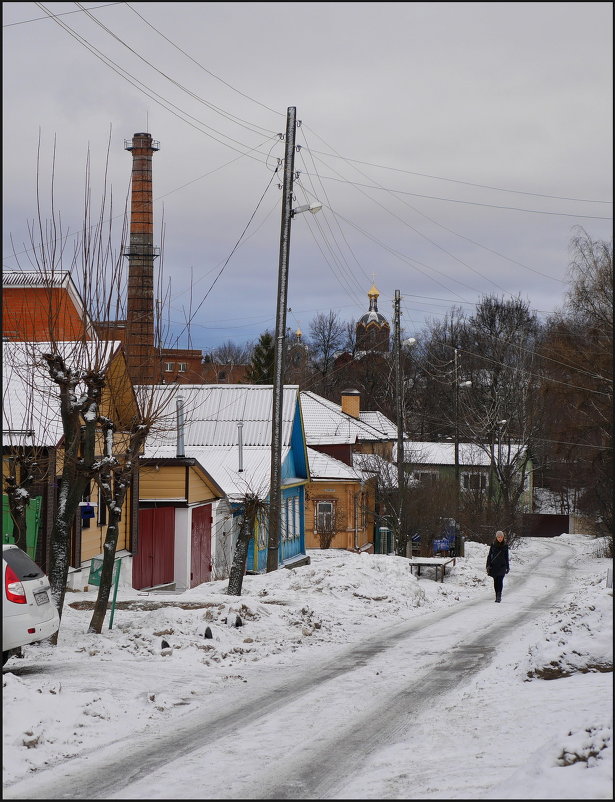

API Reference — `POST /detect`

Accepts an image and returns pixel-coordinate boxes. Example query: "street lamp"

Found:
[453,345,472,557]
[267,106,322,573]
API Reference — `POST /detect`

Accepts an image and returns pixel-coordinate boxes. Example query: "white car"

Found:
[3,544,60,666]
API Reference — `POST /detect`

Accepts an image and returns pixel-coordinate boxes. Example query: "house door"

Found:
[132,507,175,590]
[191,504,212,587]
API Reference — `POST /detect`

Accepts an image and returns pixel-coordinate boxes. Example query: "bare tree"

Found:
[539,229,613,542]
[308,311,346,395]
[5,135,181,634]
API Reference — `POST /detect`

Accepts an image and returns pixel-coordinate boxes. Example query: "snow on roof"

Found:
[142,444,291,500]
[2,270,72,288]
[307,447,362,482]
[2,340,122,447]
[300,391,394,444]
[144,384,299,449]
[353,452,399,486]
[402,441,526,467]
[359,410,397,438]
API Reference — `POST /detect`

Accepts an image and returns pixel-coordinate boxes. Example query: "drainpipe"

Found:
[176,395,185,458]
[237,422,244,472]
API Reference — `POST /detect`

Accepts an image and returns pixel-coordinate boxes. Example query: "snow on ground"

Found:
[2,534,613,798]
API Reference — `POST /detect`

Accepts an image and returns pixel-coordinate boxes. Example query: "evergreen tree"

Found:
[244,331,275,384]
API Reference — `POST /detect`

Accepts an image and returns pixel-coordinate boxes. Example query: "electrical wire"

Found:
[124,2,284,119]
[308,172,612,221]
[75,2,278,139]
[33,3,277,164]
[3,3,121,26]
[305,144,612,205]
[169,166,280,346]
[310,145,569,285]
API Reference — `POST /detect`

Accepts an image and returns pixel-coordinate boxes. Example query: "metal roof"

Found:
[2,270,72,288]
[353,452,398,485]
[307,447,362,481]
[144,384,299,448]
[300,391,393,444]
[2,340,122,447]
[141,444,292,500]
[402,441,526,467]
[359,410,397,438]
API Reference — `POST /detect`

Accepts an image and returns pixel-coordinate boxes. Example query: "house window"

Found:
[462,472,488,490]
[177,362,187,373]
[413,471,439,484]
[316,501,334,533]
[164,362,174,372]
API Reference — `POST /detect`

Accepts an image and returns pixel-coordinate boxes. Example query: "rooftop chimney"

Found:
[124,132,160,383]
[341,388,361,419]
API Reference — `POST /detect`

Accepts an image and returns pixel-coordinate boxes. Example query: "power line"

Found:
[124,2,284,119]
[3,3,121,26]
[76,2,278,139]
[310,173,612,221]
[305,140,612,205]
[33,3,277,163]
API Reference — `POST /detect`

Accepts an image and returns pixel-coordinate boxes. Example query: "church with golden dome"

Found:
[355,283,390,353]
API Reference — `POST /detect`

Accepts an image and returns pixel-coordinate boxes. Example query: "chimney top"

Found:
[341,389,361,418]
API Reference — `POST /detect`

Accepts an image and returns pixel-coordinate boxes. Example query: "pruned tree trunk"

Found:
[88,425,148,634]
[87,503,123,634]
[227,495,261,596]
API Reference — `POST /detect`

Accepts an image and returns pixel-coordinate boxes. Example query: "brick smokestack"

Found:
[124,132,159,383]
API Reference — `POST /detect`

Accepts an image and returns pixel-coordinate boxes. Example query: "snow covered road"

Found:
[6,537,606,800]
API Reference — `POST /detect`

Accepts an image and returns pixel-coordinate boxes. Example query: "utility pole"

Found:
[394,290,404,556]
[453,345,470,557]
[454,344,460,548]
[267,106,296,573]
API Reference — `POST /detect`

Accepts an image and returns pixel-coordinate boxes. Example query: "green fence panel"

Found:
[2,494,42,560]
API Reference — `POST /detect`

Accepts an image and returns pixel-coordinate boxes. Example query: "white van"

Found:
[3,544,60,666]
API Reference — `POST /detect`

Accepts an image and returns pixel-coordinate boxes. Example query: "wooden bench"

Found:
[408,556,456,583]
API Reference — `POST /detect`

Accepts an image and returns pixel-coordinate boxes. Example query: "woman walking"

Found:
[486,530,510,602]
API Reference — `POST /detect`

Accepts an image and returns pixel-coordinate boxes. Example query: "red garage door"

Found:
[191,504,212,588]
[132,507,175,590]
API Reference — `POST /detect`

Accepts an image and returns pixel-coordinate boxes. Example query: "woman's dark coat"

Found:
[486,541,510,577]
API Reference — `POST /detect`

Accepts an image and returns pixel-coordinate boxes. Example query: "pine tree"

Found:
[244,331,274,384]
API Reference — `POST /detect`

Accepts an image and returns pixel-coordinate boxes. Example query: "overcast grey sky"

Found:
[3,2,612,351]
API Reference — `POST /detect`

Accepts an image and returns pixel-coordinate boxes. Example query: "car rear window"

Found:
[3,547,45,580]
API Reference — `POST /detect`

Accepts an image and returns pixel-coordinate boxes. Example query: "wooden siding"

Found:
[139,464,187,501]
[187,467,220,505]
[79,484,131,562]
[305,479,375,551]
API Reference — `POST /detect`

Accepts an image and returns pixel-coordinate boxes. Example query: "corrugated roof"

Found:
[353,452,398,485]
[2,340,122,447]
[359,410,397,438]
[307,447,362,481]
[402,441,526,467]
[2,270,71,288]
[144,384,298,448]
[142,444,291,500]
[300,391,393,444]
